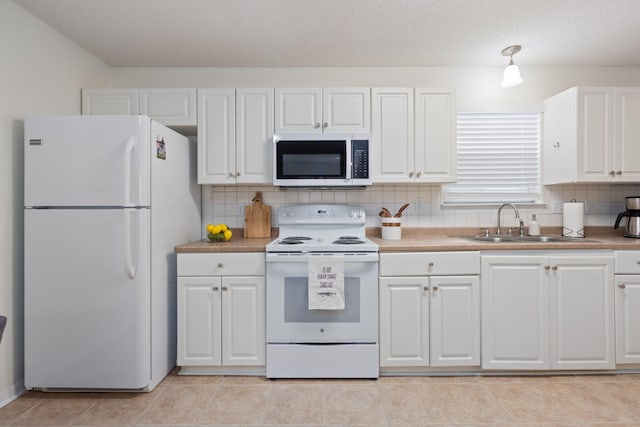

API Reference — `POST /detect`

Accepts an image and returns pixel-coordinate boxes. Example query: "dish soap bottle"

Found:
[528,214,540,236]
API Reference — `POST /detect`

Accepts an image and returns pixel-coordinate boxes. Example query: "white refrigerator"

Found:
[24,115,201,391]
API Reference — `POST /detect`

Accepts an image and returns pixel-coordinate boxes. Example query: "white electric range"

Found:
[265,204,379,378]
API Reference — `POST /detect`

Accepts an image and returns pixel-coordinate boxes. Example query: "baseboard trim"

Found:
[0,380,26,409]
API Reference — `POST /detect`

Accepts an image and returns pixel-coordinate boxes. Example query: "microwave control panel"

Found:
[351,139,369,179]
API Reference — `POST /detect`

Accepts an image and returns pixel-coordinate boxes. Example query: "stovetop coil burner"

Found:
[278,236,312,245]
[333,236,366,244]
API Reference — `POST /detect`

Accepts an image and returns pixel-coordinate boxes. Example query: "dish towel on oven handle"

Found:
[308,254,345,310]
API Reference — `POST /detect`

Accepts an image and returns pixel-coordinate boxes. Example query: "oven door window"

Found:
[266,259,378,343]
[276,140,346,179]
[284,277,360,323]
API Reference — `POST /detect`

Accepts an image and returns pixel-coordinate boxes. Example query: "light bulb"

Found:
[501,63,523,88]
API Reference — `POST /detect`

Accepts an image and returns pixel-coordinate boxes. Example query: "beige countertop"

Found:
[175,226,640,253]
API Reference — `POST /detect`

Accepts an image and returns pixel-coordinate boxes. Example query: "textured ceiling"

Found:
[13,0,640,67]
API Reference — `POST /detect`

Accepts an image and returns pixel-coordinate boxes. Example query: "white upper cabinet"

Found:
[414,88,457,182]
[235,88,274,184]
[371,88,414,182]
[614,87,640,180]
[82,88,196,128]
[82,89,139,115]
[543,86,640,184]
[275,87,370,134]
[198,89,236,184]
[139,88,197,127]
[197,88,273,185]
[372,87,456,183]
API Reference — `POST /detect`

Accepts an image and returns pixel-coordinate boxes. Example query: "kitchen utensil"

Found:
[395,203,410,217]
[379,207,392,217]
[244,192,271,238]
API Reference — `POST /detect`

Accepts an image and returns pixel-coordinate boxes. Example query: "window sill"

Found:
[441,202,548,210]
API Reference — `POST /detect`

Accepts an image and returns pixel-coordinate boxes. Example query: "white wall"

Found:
[0,1,111,407]
[112,65,640,108]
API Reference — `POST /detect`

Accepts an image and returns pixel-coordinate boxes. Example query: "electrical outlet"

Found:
[551,202,563,214]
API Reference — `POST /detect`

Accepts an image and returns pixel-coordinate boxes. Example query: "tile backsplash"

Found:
[201,183,640,234]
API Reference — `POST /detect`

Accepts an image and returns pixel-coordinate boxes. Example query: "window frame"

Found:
[442,107,543,207]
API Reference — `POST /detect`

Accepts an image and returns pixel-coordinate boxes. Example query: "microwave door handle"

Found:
[346,144,352,180]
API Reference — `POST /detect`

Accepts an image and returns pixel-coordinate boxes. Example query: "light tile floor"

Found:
[1,371,640,426]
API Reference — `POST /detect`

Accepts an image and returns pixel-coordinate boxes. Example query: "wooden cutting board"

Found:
[244,192,271,238]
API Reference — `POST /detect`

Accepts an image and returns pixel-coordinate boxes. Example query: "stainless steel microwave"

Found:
[273,134,372,188]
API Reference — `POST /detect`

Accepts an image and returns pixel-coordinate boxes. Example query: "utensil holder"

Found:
[381,217,402,240]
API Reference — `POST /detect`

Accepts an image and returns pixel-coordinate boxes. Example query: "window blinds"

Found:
[443,111,541,204]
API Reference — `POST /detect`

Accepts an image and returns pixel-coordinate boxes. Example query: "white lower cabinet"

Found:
[177,253,265,368]
[614,251,640,364]
[481,253,615,370]
[379,252,480,368]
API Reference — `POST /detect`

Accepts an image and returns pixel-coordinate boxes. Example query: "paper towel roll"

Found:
[563,202,585,237]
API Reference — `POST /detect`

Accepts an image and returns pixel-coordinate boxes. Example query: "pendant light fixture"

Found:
[500,45,523,88]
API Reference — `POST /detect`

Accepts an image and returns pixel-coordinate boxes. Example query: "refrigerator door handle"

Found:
[124,209,137,279]
[123,136,137,207]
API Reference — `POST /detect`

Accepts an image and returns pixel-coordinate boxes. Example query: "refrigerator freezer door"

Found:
[24,115,151,207]
[24,208,151,389]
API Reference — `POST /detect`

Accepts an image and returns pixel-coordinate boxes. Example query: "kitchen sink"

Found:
[462,235,595,243]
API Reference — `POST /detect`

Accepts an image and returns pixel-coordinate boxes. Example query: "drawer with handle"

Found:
[380,251,480,276]
[614,251,640,274]
[177,252,265,276]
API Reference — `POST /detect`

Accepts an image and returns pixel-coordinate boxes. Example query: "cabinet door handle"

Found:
[616,170,622,175]
[544,265,551,270]
[235,172,241,177]
[552,265,558,271]
[432,286,438,292]
[609,170,616,176]
[323,122,328,128]
[428,262,434,268]
[423,286,429,292]
[408,171,414,178]
[314,122,321,128]
[228,172,235,177]
[553,142,560,148]
[619,284,627,289]
[221,286,228,291]
[212,286,219,291]
[416,171,422,178]
[217,262,223,268]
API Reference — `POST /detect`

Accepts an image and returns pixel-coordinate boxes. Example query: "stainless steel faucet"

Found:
[496,203,525,236]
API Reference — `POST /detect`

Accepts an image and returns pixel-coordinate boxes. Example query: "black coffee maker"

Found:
[614,196,640,238]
